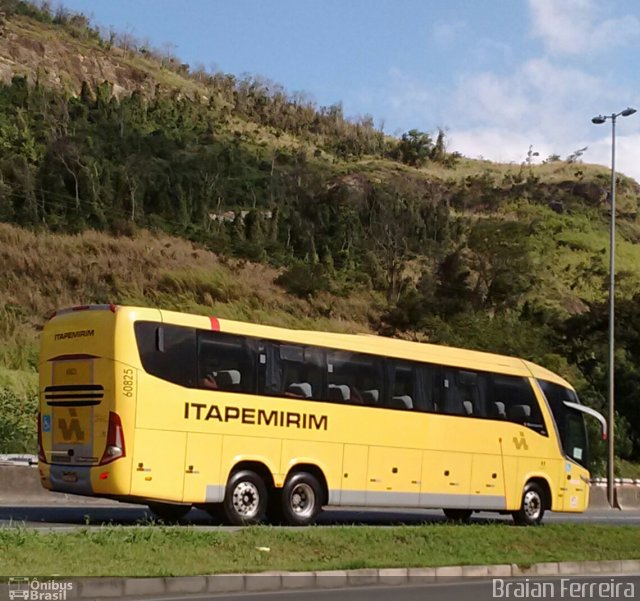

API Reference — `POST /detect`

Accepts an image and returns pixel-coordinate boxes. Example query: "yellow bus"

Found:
[38,304,606,526]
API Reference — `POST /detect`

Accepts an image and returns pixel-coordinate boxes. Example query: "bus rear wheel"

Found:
[512,482,546,526]
[280,472,323,526]
[443,509,472,523]
[148,502,191,523]
[223,470,267,525]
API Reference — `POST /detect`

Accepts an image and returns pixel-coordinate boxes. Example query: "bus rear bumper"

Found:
[48,465,94,496]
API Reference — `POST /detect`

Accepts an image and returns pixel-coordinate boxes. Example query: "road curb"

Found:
[3,560,639,599]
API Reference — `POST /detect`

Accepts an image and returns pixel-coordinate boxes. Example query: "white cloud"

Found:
[444,58,640,180]
[382,4,640,182]
[430,19,467,46]
[586,133,640,181]
[453,58,604,137]
[529,0,640,55]
[448,127,553,164]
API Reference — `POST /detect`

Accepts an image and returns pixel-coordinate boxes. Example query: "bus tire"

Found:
[148,502,191,523]
[280,472,322,526]
[443,509,472,523]
[512,482,546,526]
[223,470,267,525]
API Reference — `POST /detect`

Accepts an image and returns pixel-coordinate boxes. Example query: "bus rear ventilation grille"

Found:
[44,384,104,406]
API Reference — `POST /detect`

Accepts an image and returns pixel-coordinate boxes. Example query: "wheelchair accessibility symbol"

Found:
[42,414,52,433]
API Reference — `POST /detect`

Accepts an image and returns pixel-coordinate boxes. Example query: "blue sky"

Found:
[58,0,640,180]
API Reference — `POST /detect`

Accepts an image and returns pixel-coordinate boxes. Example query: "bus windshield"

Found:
[537,379,588,468]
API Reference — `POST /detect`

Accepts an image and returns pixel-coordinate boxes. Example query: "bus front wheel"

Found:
[512,482,546,526]
[280,472,322,526]
[223,470,268,525]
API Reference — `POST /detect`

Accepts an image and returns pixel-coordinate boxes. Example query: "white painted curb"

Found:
[1,560,638,598]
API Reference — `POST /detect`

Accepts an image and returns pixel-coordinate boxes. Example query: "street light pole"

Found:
[591,107,636,508]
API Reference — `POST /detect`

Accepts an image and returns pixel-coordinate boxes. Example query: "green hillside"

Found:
[0,0,639,472]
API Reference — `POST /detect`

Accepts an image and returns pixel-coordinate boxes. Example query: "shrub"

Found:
[0,388,37,454]
[275,263,332,298]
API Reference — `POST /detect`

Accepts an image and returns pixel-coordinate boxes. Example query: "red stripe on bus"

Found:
[209,317,220,331]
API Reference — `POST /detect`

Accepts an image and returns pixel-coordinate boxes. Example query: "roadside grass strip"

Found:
[1,523,640,578]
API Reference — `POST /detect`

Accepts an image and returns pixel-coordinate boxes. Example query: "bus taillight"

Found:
[37,412,46,463]
[100,411,126,464]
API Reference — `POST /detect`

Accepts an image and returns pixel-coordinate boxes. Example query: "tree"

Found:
[395,129,433,167]
[467,219,535,312]
[566,146,588,164]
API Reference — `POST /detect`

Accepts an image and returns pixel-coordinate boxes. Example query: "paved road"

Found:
[2,504,640,529]
[118,576,640,601]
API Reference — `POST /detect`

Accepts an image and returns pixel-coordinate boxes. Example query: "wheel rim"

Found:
[232,481,260,518]
[289,482,315,518]
[523,490,542,520]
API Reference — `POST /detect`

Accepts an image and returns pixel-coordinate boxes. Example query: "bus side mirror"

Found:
[563,401,607,441]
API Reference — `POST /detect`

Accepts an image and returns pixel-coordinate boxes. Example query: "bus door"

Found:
[561,409,590,512]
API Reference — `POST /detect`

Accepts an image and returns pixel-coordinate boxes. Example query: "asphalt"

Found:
[2,504,640,530]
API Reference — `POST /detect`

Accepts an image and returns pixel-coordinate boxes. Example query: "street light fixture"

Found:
[591,106,636,508]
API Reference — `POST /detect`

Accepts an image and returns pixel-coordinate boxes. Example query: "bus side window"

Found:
[437,368,488,417]
[327,351,382,406]
[413,363,437,412]
[384,361,414,410]
[135,322,197,388]
[491,375,546,434]
[262,343,324,400]
[197,331,257,394]
[383,360,437,412]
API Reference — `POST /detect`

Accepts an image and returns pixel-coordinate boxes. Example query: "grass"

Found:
[0,523,639,577]
[0,223,379,377]
[618,460,640,480]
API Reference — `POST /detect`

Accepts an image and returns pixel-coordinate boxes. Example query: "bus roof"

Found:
[149,306,566,382]
[58,305,573,387]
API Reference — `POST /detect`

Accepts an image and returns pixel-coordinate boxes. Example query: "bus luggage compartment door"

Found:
[366,446,422,507]
[420,449,472,509]
[130,429,187,502]
[470,452,506,510]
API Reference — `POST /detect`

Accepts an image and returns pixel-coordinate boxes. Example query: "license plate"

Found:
[62,472,78,483]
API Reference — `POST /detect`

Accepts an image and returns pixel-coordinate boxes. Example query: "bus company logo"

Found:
[57,409,85,442]
[8,578,74,601]
[513,433,529,451]
[54,329,95,341]
[184,402,329,431]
